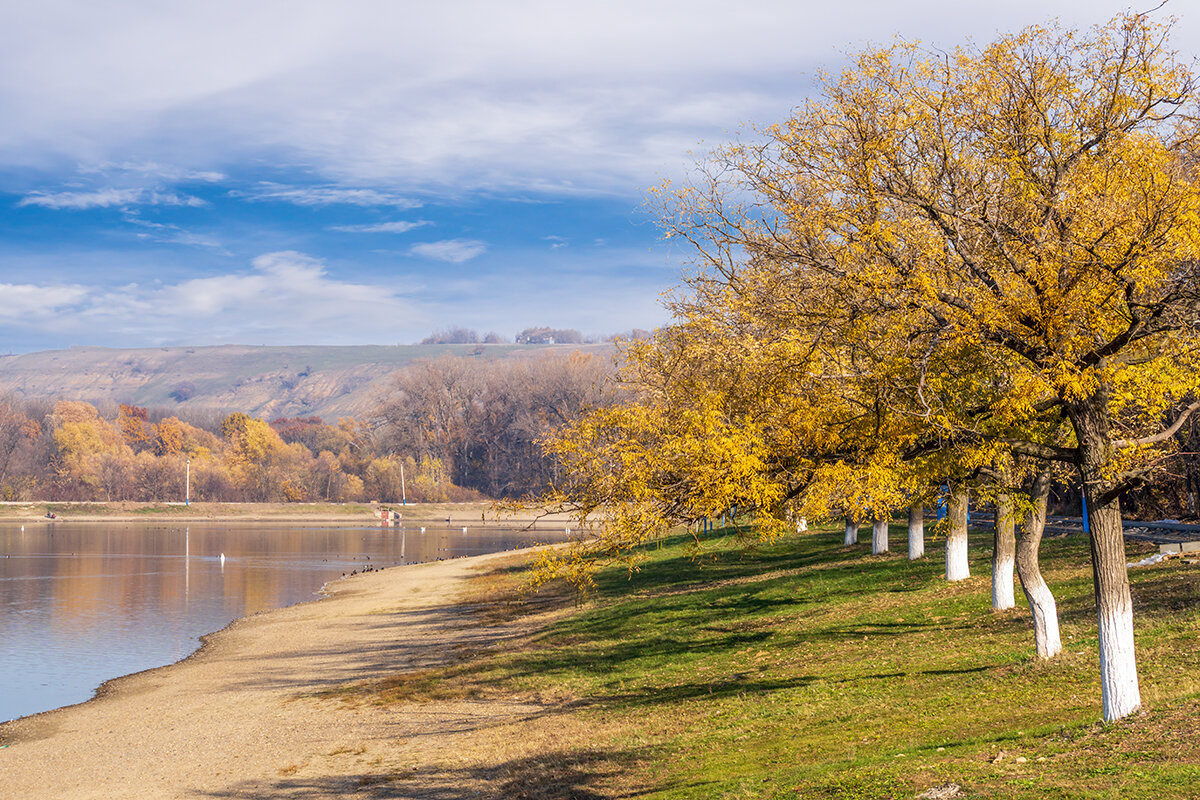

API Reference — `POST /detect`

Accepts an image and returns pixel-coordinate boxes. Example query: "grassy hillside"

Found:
[345,524,1200,798]
[0,342,613,421]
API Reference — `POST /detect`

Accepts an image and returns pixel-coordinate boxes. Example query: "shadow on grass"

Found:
[1129,568,1200,614]
[196,746,656,800]
[590,674,818,706]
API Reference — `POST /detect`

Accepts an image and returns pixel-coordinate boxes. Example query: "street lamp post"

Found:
[185,458,191,506]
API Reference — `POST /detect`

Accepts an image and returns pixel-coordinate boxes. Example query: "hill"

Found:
[0,343,614,421]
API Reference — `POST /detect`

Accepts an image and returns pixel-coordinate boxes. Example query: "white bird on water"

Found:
[219,553,225,565]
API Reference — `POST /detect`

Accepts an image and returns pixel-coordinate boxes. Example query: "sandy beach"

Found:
[0,551,561,799]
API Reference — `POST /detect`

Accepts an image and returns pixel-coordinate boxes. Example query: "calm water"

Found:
[0,521,557,722]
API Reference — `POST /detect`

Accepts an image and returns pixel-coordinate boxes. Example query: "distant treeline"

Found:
[419,326,651,345]
[0,351,614,504]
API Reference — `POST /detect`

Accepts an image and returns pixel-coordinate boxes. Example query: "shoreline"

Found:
[0,547,545,798]
[0,499,579,525]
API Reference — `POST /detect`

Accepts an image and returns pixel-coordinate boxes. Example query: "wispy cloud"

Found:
[17,188,207,210]
[409,239,486,263]
[125,215,226,251]
[79,162,227,183]
[0,252,425,346]
[238,183,421,208]
[328,220,430,234]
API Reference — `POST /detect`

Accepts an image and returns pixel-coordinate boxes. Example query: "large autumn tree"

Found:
[657,13,1200,721]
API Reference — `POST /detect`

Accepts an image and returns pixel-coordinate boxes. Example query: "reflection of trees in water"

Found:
[2,526,385,633]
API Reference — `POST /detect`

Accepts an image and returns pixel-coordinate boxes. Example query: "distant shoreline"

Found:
[0,500,578,525]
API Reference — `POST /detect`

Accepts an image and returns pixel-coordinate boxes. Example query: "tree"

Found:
[1017,467,1063,658]
[116,404,154,452]
[377,353,613,498]
[516,326,584,344]
[656,12,1200,720]
[49,401,133,499]
[0,396,42,497]
[154,416,219,460]
[221,411,305,501]
[421,326,481,345]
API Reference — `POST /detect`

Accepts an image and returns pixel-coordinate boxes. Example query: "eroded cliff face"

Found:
[0,343,612,421]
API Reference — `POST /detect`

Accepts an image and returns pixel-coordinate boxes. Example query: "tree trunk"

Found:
[1087,487,1140,721]
[872,517,889,555]
[945,489,970,581]
[1016,469,1061,659]
[992,493,1016,611]
[908,505,925,559]
[1069,394,1141,722]
[844,518,858,546]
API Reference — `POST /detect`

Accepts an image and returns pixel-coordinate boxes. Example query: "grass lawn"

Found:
[363,524,1200,798]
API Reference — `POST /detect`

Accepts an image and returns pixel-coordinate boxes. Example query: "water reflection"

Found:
[0,521,555,722]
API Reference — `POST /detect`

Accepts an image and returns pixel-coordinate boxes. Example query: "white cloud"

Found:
[328,220,430,234]
[0,244,681,348]
[409,239,486,263]
[0,283,91,321]
[0,252,426,346]
[17,188,207,210]
[237,183,420,208]
[3,1,1181,197]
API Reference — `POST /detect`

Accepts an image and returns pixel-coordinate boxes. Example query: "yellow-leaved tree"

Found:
[655,12,1200,721]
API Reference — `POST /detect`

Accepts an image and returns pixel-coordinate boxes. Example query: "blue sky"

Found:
[1,1,1195,352]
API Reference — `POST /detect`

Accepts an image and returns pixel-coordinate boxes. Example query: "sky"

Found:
[1,1,1196,353]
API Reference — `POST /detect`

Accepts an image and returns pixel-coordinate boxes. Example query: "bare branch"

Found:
[1114,400,1200,448]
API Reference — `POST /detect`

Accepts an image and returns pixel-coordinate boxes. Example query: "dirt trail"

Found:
[0,553,558,799]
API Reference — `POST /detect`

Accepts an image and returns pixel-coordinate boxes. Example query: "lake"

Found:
[0,520,557,722]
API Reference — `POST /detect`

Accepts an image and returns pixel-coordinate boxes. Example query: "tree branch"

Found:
[1000,438,1079,462]
[1113,400,1200,448]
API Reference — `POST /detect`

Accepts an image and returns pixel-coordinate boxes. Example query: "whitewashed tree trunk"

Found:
[872,517,889,554]
[945,489,970,582]
[1016,470,1061,659]
[992,493,1016,611]
[1089,490,1141,721]
[844,518,859,546]
[797,517,808,532]
[1069,395,1141,721]
[907,505,925,559]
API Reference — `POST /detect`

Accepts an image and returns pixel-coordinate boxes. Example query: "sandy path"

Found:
[0,553,551,799]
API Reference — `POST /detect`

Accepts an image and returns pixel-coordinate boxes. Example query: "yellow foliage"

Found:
[540,12,1200,591]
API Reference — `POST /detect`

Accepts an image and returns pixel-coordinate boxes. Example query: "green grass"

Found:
[360,524,1200,798]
